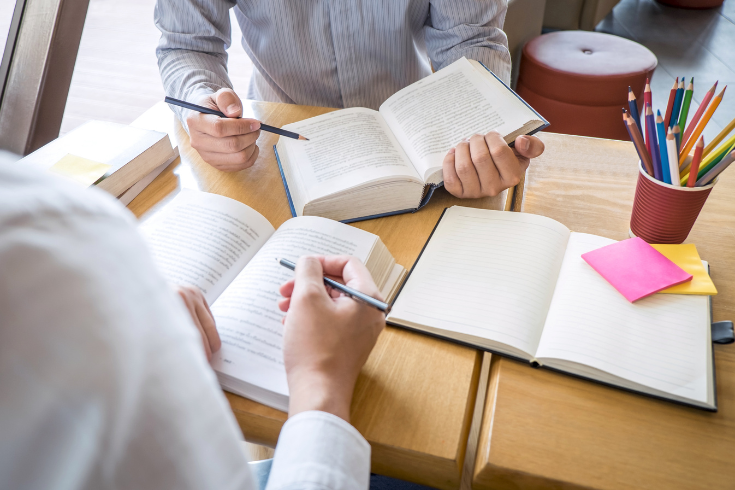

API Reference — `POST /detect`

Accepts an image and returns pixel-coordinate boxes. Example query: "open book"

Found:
[387,207,715,410]
[274,57,548,223]
[140,189,406,411]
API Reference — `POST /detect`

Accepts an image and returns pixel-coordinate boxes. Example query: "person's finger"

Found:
[484,132,522,188]
[195,298,220,353]
[193,113,261,139]
[469,134,501,196]
[454,140,481,198]
[442,148,463,197]
[292,256,331,304]
[179,290,212,360]
[513,135,545,160]
[319,255,382,299]
[198,145,259,172]
[214,88,244,118]
[190,130,260,154]
[279,279,296,298]
[278,297,290,312]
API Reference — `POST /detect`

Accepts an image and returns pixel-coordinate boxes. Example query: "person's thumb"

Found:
[292,256,329,302]
[514,135,545,159]
[214,88,243,118]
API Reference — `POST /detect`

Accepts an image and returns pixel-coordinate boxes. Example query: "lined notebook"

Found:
[387,207,715,410]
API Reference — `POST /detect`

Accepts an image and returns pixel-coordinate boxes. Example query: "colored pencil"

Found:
[696,140,735,180]
[696,149,735,186]
[646,105,662,181]
[687,138,704,187]
[672,124,681,155]
[663,78,678,129]
[703,116,735,158]
[624,110,654,175]
[656,111,671,183]
[666,133,680,186]
[163,96,310,141]
[669,78,685,129]
[644,79,653,157]
[678,77,694,131]
[682,81,718,143]
[680,86,726,166]
[628,87,642,132]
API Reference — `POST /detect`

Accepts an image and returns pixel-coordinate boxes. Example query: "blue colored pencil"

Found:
[646,105,662,181]
[656,110,671,183]
[669,78,685,129]
[628,87,642,133]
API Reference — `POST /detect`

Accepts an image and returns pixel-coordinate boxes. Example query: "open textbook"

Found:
[387,207,716,410]
[140,189,406,411]
[275,57,548,222]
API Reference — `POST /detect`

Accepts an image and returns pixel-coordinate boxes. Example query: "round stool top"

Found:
[520,31,657,105]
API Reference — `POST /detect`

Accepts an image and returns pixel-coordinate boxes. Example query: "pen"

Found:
[277,258,391,314]
[164,96,309,141]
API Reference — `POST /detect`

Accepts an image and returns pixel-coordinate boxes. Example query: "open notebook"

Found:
[274,57,548,223]
[140,189,406,411]
[387,207,716,410]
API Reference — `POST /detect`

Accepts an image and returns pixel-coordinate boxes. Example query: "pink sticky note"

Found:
[581,237,693,302]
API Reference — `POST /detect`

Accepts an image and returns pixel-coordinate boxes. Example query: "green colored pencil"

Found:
[697,141,735,180]
[678,77,694,133]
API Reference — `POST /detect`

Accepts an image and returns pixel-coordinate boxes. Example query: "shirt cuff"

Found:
[266,411,371,490]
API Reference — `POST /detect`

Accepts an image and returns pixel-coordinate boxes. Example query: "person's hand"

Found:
[278,256,385,422]
[442,132,545,198]
[176,285,221,362]
[186,88,261,172]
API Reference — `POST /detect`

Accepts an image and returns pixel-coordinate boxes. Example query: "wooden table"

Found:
[472,133,735,489]
[129,101,515,490]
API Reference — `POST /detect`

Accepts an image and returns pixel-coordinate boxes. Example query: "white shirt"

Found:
[0,160,370,490]
[154,0,511,119]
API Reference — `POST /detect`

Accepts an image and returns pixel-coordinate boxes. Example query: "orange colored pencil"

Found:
[687,137,704,187]
[680,86,726,166]
[682,81,718,143]
[663,78,678,129]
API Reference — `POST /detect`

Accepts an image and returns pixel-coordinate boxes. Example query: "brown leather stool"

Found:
[517,31,657,140]
[656,0,723,8]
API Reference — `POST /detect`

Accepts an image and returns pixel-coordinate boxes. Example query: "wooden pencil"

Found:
[687,138,704,187]
[646,105,663,181]
[682,81,718,143]
[666,132,680,186]
[628,87,642,132]
[678,77,694,131]
[624,110,654,175]
[696,149,735,186]
[703,116,735,158]
[680,85,726,166]
[656,111,671,183]
[669,78,685,129]
[672,124,681,155]
[644,79,653,157]
[663,78,678,129]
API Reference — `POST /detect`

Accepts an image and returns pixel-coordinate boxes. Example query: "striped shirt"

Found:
[154,0,511,120]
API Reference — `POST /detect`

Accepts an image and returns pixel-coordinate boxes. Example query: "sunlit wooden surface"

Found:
[128,100,515,490]
[474,132,735,489]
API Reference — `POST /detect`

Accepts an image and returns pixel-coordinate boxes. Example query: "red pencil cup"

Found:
[630,161,717,244]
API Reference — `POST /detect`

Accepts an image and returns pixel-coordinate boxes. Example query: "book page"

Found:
[536,233,710,403]
[379,57,541,182]
[139,189,275,304]
[210,216,379,398]
[277,108,422,202]
[388,207,570,357]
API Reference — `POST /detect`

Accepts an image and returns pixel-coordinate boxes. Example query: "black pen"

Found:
[164,96,309,141]
[277,258,391,314]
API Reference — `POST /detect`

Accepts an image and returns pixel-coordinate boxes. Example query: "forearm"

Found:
[266,411,370,490]
[425,0,512,84]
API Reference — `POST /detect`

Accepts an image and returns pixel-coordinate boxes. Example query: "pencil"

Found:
[646,105,662,181]
[695,140,735,181]
[679,85,726,166]
[703,116,735,158]
[277,258,391,314]
[628,87,642,132]
[656,111,671,183]
[164,96,309,141]
[669,78,685,129]
[687,138,704,187]
[624,111,654,175]
[644,79,653,157]
[682,81,718,143]
[672,124,681,155]
[666,133,680,186]
[696,149,735,186]
[678,77,694,131]
[663,78,678,129]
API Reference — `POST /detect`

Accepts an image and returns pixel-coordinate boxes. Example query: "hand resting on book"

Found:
[443,132,545,198]
[187,88,262,171]
[277,255,385,422]
[176,285,221,362]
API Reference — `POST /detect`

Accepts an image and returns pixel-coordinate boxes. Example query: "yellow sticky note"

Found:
[653,244,717,295]
[48,154,111,187]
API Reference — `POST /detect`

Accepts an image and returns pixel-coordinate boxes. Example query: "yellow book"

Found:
[653,244,717,295]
